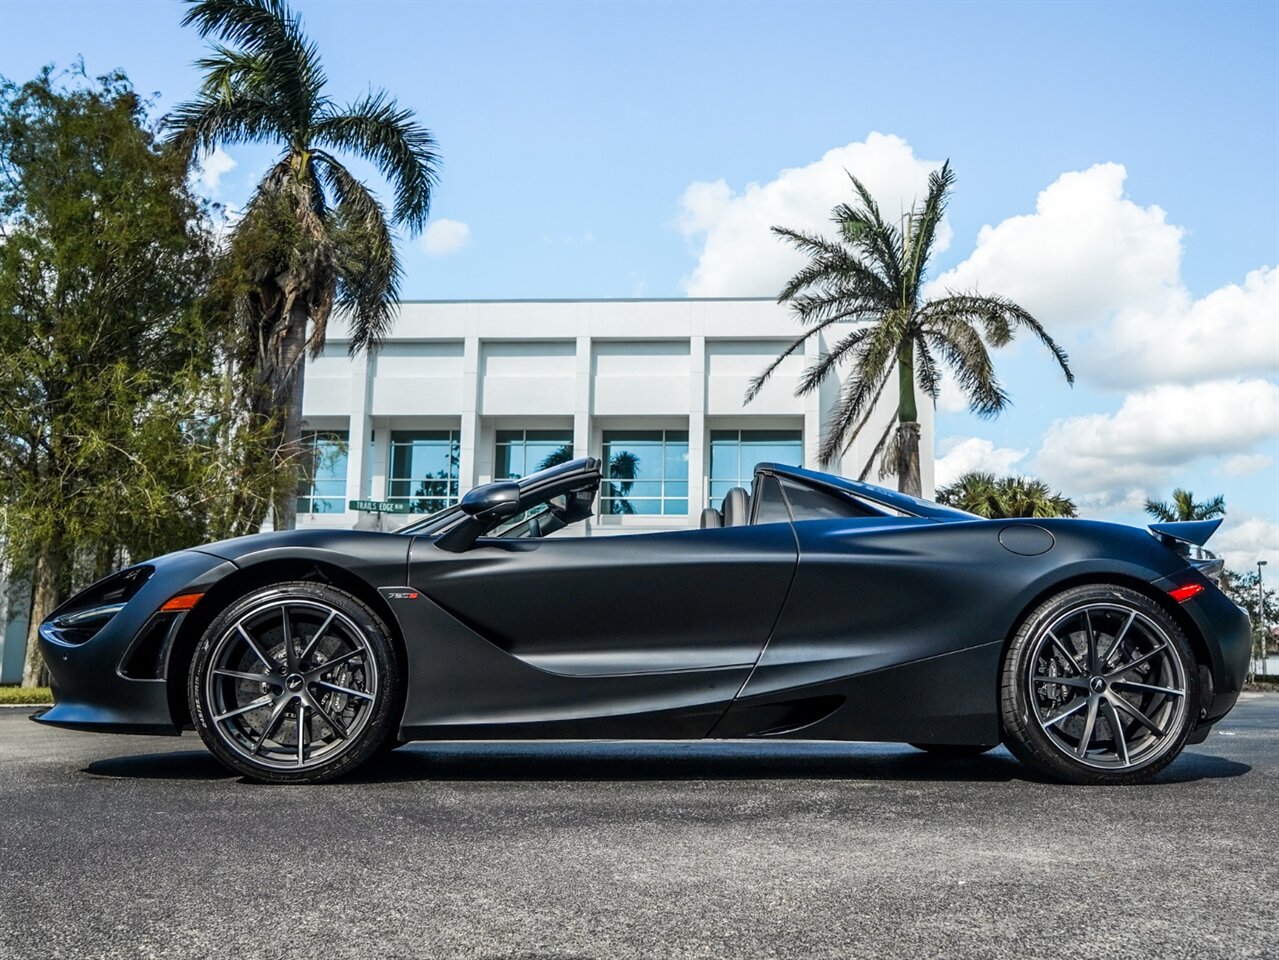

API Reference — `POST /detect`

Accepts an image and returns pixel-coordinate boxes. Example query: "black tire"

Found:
[910,743,996,758]
[189,581,402,784]
[1001,583,1199,785]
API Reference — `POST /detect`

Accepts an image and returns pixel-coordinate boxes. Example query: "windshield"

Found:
[395,456,601,539]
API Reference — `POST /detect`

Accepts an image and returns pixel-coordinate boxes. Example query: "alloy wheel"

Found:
[1027,601,1188,770]
[204,599,380,771]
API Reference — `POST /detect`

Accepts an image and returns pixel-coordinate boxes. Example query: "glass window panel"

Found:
[496,429,572,479]
[602,428,691,516]
[709,429,801,498]
[753,475,791,525]
[779,477,872,521]
[388,430,460,511]
[709,480,738,502]
[298,431,349,514]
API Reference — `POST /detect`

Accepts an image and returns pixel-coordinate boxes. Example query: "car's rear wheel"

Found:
[909,743,995,758]
[189,581,401,784]
[1001,584,1198,785]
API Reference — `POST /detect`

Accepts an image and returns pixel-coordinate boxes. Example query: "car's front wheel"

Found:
[1001,584,1199,785]
[189,581,401,784]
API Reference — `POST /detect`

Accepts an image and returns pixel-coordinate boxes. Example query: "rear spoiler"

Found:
[1149,518,1224,580]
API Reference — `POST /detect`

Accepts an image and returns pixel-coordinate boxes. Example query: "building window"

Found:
[495,429,573,479]
[388,430,460,513]
[601,430,689,516]
[297,431,349,514]
[709,429,802,502]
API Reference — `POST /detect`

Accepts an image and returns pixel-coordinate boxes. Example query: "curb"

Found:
[0,703,52,709]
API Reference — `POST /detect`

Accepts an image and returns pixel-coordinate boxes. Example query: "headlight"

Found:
[39,565,153,646]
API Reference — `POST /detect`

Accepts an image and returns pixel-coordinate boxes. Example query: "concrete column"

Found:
[687,334,706,518]
[344,350,371,508]
[457,335,481,496]
[573,335,591,460]
[370,425,391,501]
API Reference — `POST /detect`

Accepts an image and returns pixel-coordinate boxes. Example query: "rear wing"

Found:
[1149,518,1224,581]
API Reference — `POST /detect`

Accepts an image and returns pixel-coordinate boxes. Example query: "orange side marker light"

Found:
[160,592,204,612]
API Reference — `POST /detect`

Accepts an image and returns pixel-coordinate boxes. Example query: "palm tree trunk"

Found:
[895,345,922,497]
[21,540,64,688]
[894,422,922,498]
[272,299,309,531]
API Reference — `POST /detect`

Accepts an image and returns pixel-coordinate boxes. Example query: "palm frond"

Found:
[165,91,288,159]
[318,154,401,355]
[901,161,954,304]
[194,45,272,100]
[817,334,898,464]
[794,327,872,396]
[922,292,1074,385]
[769,231,895,307]
[744,329,810,403]
[182,0,325,124]
[923,322,1008,418]
[314,92,439,231]
[831,174,903,294]
[857,406,897,481]
[912,332,941,401]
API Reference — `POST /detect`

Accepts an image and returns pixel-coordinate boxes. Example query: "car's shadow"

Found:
[83,740,1251,786]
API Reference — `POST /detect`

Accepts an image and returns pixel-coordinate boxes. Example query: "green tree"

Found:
[168,0,440,530]
[936,471,1077,518]
[0,66,269,686]
[750,164,1073,495]
[1143,488,1226,523]
[1219,567,1278,659]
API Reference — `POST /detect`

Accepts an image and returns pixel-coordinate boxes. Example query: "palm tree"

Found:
[991,475,1077,519]
[934,471,1002,517]
[936,471,1077,519]
[749,163,1073,496]
[1144,489,1226,523]
[168,0,439,529]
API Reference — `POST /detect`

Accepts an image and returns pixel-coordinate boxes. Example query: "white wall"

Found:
[300,298,935,530]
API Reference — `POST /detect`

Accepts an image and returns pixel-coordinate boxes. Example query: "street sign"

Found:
[349,499,411,514]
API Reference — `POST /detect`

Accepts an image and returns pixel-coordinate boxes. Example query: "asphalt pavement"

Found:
[1,694,1277,960]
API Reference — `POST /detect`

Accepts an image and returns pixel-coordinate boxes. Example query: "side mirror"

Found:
[459,481,522,521]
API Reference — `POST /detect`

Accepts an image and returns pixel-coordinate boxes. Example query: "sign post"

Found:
[348,499,411,531]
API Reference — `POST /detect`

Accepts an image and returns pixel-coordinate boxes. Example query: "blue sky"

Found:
[2,0,1276,566]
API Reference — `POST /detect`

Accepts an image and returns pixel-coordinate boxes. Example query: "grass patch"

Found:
[0,685,53,705]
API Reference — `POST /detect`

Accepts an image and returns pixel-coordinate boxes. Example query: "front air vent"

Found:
[120,613,181,679]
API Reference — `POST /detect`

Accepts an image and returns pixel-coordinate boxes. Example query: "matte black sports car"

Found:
[35,458,1250,784]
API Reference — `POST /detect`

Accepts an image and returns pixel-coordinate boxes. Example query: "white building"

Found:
[295,298,934,533]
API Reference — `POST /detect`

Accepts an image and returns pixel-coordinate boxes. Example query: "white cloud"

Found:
[1102,266,1278,386]
[193,146,237,196]
[928,162,1277,387]
[1214,516,1279,573]
[1222,453,1274,478]
[1033,378,1279,509]
[421,218,471,256]
[929,163,1181,332]
[934,436,1027,488]
[677,132,950,297]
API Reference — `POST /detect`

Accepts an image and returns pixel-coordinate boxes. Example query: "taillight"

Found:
[1168,583,1205,603]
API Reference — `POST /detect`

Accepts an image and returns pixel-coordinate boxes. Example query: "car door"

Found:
[402,519,797,738]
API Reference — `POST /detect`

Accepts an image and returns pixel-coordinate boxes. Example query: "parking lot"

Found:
[1,694,1276,960]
